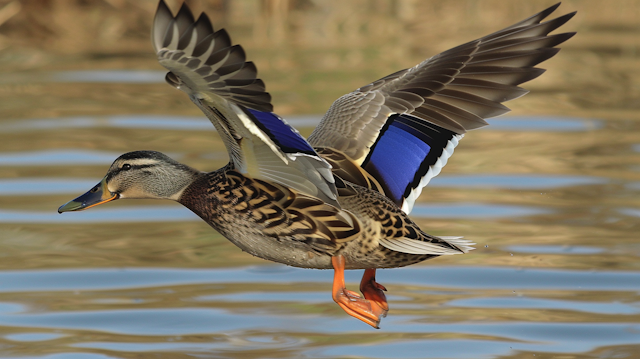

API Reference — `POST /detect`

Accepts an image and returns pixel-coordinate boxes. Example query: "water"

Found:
[1,0,639,358]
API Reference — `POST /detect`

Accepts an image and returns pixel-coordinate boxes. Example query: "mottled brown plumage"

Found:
[179,166,443,270]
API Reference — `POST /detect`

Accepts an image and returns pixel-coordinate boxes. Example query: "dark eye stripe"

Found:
[109,164,156,179]
[131,164,155,170]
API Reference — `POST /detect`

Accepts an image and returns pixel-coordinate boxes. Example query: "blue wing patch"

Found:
[246,108,316,155]
[362,114,459,206]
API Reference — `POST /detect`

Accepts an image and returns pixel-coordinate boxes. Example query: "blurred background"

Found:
[0,0,639,358]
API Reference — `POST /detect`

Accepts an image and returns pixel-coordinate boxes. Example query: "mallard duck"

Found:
[59,1,575,328]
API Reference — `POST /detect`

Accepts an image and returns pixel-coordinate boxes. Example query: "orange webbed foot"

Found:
[360,268,389,312]
[331,256,388,329]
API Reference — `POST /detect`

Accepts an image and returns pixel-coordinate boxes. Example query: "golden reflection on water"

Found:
[0,0,639,358]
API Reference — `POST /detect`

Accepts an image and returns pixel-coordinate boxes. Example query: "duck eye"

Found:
[122,164,132,170]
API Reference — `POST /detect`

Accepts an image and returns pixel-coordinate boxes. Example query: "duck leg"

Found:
[360,268,389,312]
[331,255,387,328]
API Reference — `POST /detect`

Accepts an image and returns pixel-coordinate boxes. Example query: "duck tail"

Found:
[440,236,475,253]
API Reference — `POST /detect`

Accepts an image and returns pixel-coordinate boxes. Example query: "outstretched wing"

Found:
[308,3,576,213]
[152,0,339,207]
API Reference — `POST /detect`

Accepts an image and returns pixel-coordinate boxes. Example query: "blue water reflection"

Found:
[1,116,211,132]
[0,179,97,195]
[0,266,638,292]
[0,150,121,166]
[51,70,165,83]
[5,333,65,342]
[0,114,603,133]
[319,323,640,357]
[1,207,198,223]
[0,70,166,85]
[72,341,230,353]
[429,174,607,189]
[411,203,551,218]
[505,245,605,255]
[618,208,640,218]
[1,264,639,359]
[6,354,117,359]
[449,296,640,315]
[486,116,602,131]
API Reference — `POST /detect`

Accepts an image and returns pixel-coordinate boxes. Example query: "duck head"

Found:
[58,151,200,213]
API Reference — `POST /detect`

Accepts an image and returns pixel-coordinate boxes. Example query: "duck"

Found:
[58,0,575,328]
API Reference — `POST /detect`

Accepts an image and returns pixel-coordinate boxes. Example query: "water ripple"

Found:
[0,178,97,195]
[429,174,608,189]
[0,150,121,166]
[486,116,602,132]
[0,115,602,133]
[0,207,198,223]
[0,70,166,85]
[411,203,551,218]
[449,296,640,315]
[505,245,605,255]
[0,266,637,293]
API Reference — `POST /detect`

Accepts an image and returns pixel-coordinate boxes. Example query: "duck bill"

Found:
[58,177,119,213]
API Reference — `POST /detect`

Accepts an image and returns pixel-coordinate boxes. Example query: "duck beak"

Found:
[58,177,119,213]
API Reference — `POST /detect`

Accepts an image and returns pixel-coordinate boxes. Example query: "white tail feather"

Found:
[440,236,475,253]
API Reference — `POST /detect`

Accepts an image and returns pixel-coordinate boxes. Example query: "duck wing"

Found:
[308,3,576,214]
[152,0,339,207]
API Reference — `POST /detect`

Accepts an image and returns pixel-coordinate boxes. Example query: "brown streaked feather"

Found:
[178,167,473,269]
[335,182,472,259]
[224,171,360,249]
[316,147,385,194]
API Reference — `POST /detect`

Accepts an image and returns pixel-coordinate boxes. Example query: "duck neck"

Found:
[177,165,231,222]
[148,162,201,201]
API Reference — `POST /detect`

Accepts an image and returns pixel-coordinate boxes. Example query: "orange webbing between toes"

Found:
[331,255,386,328]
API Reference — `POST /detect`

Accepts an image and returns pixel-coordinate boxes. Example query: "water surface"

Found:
[0,1,639,358]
